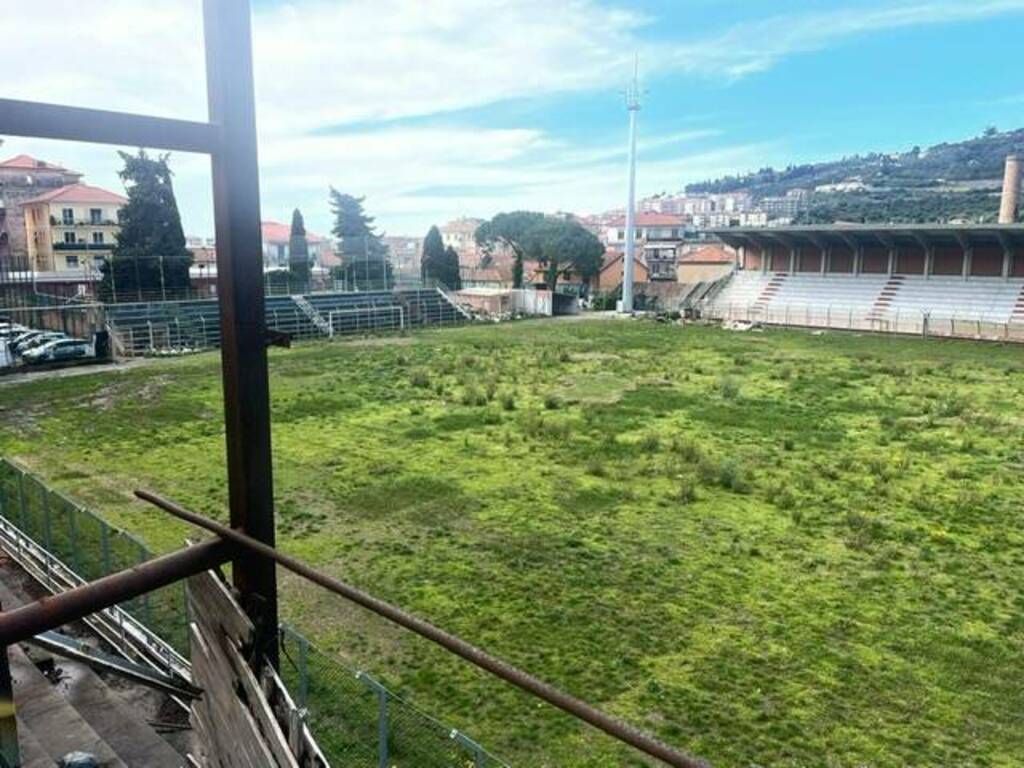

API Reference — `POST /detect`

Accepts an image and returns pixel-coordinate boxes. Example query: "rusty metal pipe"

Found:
[0,539,232,647]
[135,490,708,768]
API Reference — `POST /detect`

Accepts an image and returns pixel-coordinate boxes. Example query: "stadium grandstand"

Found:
[706,223,1024,340]
[104,287,470,355]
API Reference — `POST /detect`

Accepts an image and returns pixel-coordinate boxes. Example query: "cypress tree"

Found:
[100,150,192,301]
[288,208,311,293]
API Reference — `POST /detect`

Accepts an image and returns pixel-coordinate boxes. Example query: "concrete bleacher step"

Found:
[753,274,787,308]
[11,645,129,768]
[0,574,182,768]
[868,276,905,318]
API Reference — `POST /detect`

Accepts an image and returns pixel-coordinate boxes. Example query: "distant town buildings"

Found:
[22,183,127,274]
[603,212,685,282]
[260,220,332,269]
[381,235,423,281]
[0,155,90,272]
[440,217,483,260]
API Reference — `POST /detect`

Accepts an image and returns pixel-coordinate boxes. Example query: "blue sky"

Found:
[2,0,1023,238]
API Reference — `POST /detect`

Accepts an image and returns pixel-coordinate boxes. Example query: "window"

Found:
[90,208,102,224]
[92,232,104,245]
[62,208,74,225]
[63,232,76,244]
[65,254,79,267]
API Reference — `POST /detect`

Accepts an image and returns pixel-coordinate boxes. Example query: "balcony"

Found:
[50,216,119,227]
[53,242,112,252]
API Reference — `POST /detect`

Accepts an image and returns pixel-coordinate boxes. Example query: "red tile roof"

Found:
[0,154,77,173]
[608,212,684,228]
[261,220,327,244]
[679,245,734,264]
[22,183,126,206]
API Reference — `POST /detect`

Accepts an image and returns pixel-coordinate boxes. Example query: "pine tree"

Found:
[328,189,392,290]
[288,208,311,293]
[100,150,192,301]
[420,225,445,283]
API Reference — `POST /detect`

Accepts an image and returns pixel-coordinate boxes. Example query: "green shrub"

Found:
[501,392,516,411]
[717,458,752,494]
[410,370,431,388]
[718,376,740,399]
[639,434,660,453]
[460,386,487,406]
[544,393,562,410]
[676,476,697,504]
[671,436,703,463]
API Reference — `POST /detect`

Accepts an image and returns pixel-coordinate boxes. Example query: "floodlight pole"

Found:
[203,0,279,669]
[621,56,641,314]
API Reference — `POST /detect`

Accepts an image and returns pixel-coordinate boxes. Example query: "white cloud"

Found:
[2,0,1022,236]
[665,0,1024,78]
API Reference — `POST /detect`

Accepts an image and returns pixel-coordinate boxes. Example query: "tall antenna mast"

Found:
[621,54,641,313]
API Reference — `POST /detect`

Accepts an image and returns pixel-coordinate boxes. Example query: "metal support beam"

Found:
[0,98,219,154]
[203,0,280,669]
[0,603,17,768]
[0,540,231,647]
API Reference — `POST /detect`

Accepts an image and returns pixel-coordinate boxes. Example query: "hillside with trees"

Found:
[686,127,1022,224]
[688,127,1023,195]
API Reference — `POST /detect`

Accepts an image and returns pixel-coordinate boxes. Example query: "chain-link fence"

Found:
[704,300,1024,342]
[0,458,189,654]
[280,625,509,768]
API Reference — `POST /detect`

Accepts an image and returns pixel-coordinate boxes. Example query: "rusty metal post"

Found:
[0,603,17,768]
[203,0,280,668]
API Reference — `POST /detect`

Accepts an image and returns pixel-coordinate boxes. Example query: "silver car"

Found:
[23,338,91,364]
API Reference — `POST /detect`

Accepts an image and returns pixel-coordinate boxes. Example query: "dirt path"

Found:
[0,358,159,388]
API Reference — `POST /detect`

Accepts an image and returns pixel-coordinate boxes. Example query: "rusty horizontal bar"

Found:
[0,98,220,154]
[136,490,709,768]
[0,539,232,647]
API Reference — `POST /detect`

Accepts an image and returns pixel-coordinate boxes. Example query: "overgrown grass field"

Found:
[1,319,1022,767]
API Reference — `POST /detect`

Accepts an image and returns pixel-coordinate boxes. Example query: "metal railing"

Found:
[704,300,1024,342]
[0,459,188,676]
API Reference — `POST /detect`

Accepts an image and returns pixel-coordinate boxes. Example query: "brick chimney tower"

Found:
[999,154,1021,224]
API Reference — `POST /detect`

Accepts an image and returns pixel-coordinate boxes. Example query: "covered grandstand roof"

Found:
[710,224,1024,249]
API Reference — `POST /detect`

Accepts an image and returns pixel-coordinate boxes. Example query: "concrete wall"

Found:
[677,262,733,283]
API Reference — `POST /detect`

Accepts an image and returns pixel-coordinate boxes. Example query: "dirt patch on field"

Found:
[556,372,631,404]
[341,336,414,348]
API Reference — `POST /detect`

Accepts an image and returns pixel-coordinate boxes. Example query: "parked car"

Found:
[16,332,67,356]
[23,338,91,364]
[8,331,47,352]
[0,323,27,339]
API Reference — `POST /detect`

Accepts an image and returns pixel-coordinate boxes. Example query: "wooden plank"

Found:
[261,664,330,768]
[189,621,277,768]
[224,638,300,768]
[187,570,254,648]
